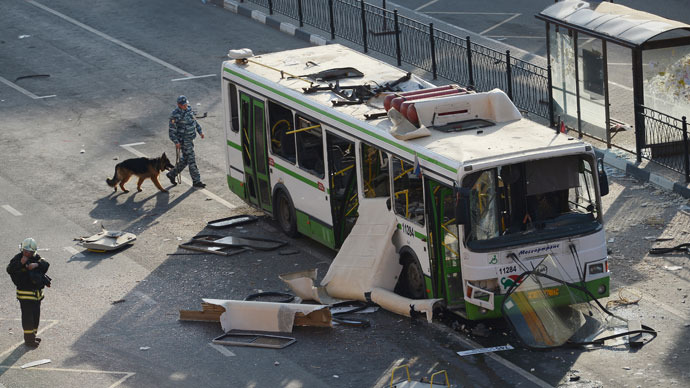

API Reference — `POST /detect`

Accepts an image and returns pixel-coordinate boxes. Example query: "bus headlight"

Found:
[589,263,604,275]
[597,284,607,295]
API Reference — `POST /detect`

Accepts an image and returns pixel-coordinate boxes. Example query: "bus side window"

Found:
[268,101,295,163]
[295,115,324,178]
[360,143,390,198]
[392,156,425,226]
[228,82,239,133]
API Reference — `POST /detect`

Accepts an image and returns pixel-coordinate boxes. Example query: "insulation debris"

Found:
[202,299,331,333]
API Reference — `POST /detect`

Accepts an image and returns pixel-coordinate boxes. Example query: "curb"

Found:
[594,148,690,199]
[210,0,330,46]
[206,0,690,200]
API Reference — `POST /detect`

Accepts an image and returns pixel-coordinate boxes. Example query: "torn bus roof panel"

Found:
[203,299,332,333]
[370,287,442,323]
[320,198,401,301]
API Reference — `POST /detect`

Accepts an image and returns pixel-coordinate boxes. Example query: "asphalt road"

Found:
[1,1,689,387]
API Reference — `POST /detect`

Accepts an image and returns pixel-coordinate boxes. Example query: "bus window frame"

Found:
[267,99,296,165]
[294,112,325,179]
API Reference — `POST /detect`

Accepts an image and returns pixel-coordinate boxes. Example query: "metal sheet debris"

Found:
[75,228,136,251]
[206,215,257,229]
[20,359,51,369]
[213,331,295,349]
[456,344,514,357]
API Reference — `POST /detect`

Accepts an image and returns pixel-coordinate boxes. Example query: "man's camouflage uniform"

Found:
[167,98,203,185]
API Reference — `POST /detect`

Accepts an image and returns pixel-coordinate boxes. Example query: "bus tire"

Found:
[274,189,299,238]
[396,253,426,300]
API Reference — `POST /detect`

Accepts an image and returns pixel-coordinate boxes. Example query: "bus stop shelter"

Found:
[537,0,690,167]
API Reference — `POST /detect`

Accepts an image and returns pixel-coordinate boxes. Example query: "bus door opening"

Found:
[427,180,464,307]
[326,132,358,248]
[239,92,272,212]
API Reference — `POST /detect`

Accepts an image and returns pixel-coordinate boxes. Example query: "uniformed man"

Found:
[6,238,50,348]
[166,95,206,188]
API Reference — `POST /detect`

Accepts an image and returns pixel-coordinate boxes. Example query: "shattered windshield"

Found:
[464,155,602,250]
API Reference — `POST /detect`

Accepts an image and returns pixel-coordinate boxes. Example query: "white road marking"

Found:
[0,319,59,358]
[0,75,56,99]
[415,0,439,11]
[171,74,216,82]
[0,365,135,387]
[425,11,521,15]
[120,144,237,209]
[209,342,236,357]
[486,35,544,39]
[25,0,193,77]
[480,13,521,36]
[2,204,22,216]
[64,246,85,258]
[454,335,553,388]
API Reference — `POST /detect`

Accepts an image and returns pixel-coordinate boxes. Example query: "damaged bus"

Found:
[221,44,610,320]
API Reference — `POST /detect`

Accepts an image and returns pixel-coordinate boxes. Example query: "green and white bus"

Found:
[220,44,610,320]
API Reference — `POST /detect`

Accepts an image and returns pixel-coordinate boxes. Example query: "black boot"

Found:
[24,333,39,348]
[166,172,177,186]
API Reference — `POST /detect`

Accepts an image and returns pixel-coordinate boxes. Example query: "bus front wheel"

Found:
[275,190,299,237]
[396,254,426,300]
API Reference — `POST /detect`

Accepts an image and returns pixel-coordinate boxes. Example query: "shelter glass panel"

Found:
[578,34,607,139]
[550,25,578,131]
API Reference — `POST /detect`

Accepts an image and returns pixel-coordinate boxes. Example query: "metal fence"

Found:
[639,106,690,182]
[239,0,550,120]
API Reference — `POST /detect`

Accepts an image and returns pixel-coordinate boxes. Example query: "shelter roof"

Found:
[538,0,690,48]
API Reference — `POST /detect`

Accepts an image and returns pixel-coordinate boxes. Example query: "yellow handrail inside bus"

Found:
[429,370,450,387]
[285,124,321,135]
[334,164,354,177]
[271,119,291,148]
[389,365,411,388]
[441,241,460,258]
[393,167,413,181]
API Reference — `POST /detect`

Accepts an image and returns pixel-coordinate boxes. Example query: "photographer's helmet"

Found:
[20,238,37,254]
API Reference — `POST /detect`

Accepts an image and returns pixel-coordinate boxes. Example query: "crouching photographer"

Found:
[6,238,51,348]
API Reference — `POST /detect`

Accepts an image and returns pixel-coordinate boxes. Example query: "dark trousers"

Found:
[19,299,41,343]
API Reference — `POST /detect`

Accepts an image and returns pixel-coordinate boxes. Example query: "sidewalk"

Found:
[206,0,690,199]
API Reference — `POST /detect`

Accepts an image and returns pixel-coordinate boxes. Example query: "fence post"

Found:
[382,0,387,30]
[361,0,368,53]
[466,36,474,89]
[328,0,335,40]
[429,23,437,80]
[297,0,304,27]
[505,50,513,101]
[683,116,690,183]
[547,63,554,127]
[394,10,401,66]
[268,0,273,15]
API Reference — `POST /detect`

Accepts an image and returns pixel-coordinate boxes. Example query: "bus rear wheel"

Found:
[275,190,299,237]
[397,255,426,300]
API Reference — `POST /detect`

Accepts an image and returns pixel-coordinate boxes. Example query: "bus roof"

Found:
[222,44,587,174]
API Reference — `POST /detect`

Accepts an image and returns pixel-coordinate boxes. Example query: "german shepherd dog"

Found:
[106,152,174,193]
